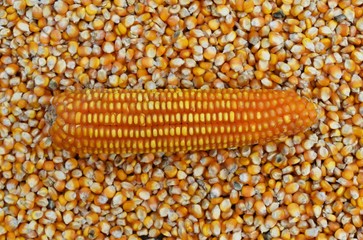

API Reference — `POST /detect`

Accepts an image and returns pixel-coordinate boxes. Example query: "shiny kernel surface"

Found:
[50,89,317,154]
[1,0,363,239]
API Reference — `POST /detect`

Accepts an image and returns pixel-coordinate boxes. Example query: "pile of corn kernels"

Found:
[1,0,363,239]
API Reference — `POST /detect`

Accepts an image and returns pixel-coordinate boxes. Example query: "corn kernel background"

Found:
[0,0,363,239]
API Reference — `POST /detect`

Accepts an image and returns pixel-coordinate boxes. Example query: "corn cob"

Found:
[48,88,318,154]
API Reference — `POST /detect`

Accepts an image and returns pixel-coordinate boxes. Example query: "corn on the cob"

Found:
[48,89,318,154]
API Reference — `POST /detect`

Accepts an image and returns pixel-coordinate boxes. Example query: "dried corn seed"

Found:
[2,0,361,238]
[48,88,318,154]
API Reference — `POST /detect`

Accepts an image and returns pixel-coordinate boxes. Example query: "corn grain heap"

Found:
[0,0,363,239]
